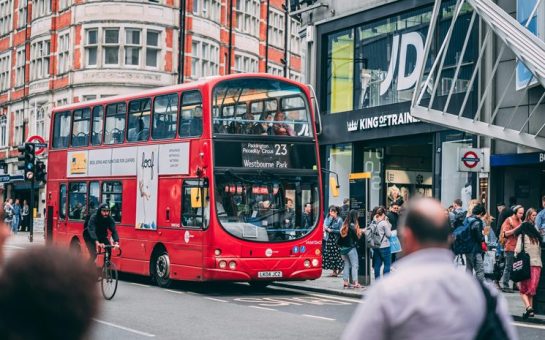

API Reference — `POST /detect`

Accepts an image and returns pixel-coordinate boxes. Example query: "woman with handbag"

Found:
[338,209,363,288]
[322,205,344,277]
[514,208,542,319]
[371,206,392,279]
[499,205,524,292]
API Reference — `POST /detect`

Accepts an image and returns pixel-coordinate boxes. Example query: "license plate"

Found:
[258,271,283,278]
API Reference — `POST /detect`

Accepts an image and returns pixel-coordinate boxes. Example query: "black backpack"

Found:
[474,281,509,340]
[452,210,466,229]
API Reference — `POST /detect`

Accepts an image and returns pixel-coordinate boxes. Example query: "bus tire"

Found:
[70,238,82,255]
[152,250,172,288]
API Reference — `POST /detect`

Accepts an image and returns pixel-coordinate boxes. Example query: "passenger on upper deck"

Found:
[273,112,295,136]
[254,112,273,135]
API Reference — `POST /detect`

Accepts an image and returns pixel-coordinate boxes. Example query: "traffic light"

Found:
[17,143,36,181]
[35,160,46,183]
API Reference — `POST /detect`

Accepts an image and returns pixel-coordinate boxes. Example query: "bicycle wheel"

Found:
[101,261,119,300]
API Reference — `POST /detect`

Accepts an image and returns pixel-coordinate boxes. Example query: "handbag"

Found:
[511,235,531,283]
[389,234,402,254]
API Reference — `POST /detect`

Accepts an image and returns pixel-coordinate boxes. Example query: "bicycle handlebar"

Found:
[97,245,122,257]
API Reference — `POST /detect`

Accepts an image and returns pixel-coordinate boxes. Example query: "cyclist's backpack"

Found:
[365,221,384,249]
[452,217,475,255]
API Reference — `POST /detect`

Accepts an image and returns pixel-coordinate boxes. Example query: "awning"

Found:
[490,152,545,167]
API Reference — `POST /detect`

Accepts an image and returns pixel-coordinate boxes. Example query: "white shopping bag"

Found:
[483,250,496,274]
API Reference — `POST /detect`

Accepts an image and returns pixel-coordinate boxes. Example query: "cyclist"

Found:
[83,203,120,263]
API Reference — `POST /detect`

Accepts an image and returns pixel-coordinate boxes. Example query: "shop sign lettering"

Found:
[347,111,420,132]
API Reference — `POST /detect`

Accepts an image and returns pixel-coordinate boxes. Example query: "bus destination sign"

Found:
[241,143,291,169]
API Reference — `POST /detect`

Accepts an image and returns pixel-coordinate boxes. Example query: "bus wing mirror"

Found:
[307,84,322,135]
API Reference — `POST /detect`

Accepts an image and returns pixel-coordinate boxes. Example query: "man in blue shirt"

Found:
[534,195,545,238]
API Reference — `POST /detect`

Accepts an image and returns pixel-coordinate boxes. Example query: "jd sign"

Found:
[380,32,425,95]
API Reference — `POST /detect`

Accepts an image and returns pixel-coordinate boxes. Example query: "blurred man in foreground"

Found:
[0,246,100,340]
[342,198,517,340]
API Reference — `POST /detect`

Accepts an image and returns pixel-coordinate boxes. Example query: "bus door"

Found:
[176,179,208,280]
[56,183,68,241]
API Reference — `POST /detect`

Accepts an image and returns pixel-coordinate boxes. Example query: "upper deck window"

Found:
[127,98,151,142]
[152,93,178,140]
[91,106,104,145]
[52,111,71,149]
[212,78,312,137]
[71,108,90,147]
[104,102,126,145]
[179,91,203,138]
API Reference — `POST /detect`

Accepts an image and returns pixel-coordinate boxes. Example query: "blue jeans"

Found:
[341,247,359,284]
[11,215,20,233]
[373,247,392,279]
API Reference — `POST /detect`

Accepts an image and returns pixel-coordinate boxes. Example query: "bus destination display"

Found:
[241,143,291,169]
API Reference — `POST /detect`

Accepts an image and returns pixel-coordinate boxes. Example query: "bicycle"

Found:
[97,244,122,300]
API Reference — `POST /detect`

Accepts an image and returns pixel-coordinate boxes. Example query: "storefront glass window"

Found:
[324,0,477,113]
[363,148,383,210]
[328,144,352,208]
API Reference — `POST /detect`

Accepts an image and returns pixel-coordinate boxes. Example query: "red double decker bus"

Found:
[46,74,323,287]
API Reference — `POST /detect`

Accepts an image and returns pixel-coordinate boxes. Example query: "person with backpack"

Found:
[366,206,392,279]
[338,209,363,288]
[449,198,466,230]
[464,204,487,281]
[499,205,524,293]
[342,198,517,340]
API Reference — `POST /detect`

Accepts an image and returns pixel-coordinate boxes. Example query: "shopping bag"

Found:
[483,250,496,274]
[389,235,402,254]
[454,254,466,271]
[511,251,531,282]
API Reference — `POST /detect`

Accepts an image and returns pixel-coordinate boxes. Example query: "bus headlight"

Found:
[304,260,311,268]
[312,259,319,267]
[215,249,222,256]
[229,261,237,270]
[219,260,227,269]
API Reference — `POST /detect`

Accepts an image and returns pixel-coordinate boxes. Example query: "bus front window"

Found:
[214,174,319,242]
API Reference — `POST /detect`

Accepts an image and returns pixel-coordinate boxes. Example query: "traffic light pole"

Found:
[29,176,34,243]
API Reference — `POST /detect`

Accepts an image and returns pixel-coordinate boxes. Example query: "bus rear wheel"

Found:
[152,251,172,288]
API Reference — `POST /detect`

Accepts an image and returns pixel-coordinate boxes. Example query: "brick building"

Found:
[0,0,303,213]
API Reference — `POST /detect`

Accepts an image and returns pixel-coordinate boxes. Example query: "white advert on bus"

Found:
[136,145,159,230]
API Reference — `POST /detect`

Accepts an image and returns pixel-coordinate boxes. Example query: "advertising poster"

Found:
[67,151,88,177]
[136,145,159,230]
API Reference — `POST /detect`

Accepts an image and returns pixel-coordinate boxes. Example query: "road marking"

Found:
[4,245,25,249]
[249,306,277,312]
[93,319,155,337]
[205,297,228,303]
[269,286,363,304]
[128,282,151,288]
[166,289,184,295]
[302,314,336,321]
[513,322,545,330]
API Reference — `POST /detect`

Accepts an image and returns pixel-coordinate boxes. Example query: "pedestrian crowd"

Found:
[3,197,31,234]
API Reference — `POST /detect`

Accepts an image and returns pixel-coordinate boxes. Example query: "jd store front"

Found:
[315,0,479,210]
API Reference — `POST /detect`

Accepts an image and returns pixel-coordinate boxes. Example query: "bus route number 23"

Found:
[274,144,288,156]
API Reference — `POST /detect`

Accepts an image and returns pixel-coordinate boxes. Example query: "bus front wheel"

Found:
[152,251,172,288]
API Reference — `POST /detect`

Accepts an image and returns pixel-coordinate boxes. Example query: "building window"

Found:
[268,9,284,49]
[0,0,12,36]
[290,18,302,56]
[14,108,24,145]
[267,63,283,76]
[36,104,46,138]
[104,28,120,65]
[30,40,50,81]
[0,52,9,91]
[289,71,301,82]
[191,38,219,79]
[16,48,25,87]
[146,30,160,67]
[85,29,98,66]
[236,0,260,37]
[32,0,51,19]
[17,0,26,29]
[192,0,220,21]
[59,0,71,11]
[0,115,7,147]
[125,29,141,66]
[58,32,70,74]
[234,53,258,73]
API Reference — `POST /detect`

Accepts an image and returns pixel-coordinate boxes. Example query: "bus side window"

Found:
[88,181,100,217]
[68,182,87,220]
[52,111,71,149]
[71,108,91,147]
[59,184,67,220]
[127,98,151,142]
[181,180,208,228]
[152,93,178,140]
[104,102,126,144]
[179,91,202,138]
[91,106,104,145]
[102,181,122,223]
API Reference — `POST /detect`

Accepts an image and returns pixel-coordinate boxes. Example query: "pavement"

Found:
[4,233,545,325]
